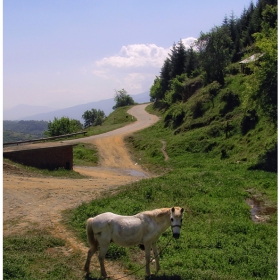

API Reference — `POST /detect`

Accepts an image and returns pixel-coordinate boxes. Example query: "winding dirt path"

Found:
[3,104,159,279]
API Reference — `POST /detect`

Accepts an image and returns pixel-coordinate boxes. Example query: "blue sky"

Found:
[4,0,256,110]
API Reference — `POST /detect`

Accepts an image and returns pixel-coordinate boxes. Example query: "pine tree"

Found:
[185,47,199,77]
[159,58,172,96]
[196,26,232,85]
[168,40,187,79]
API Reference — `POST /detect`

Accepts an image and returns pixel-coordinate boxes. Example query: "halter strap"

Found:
[171,224,182,229]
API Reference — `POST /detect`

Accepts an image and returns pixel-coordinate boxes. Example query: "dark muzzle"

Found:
[173,232,180,239]
[171,224,181,239]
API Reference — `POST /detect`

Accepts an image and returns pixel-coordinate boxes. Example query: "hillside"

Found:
[3,120,48,142]
[142,71,277,172]
[147,0,277,172]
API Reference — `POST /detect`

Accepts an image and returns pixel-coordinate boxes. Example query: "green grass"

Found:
[3,229,84,280]
[3,158,86,179]
[3,106,135,176]
[68,149,277,279]
[4,69,277,279]
[67,86,277,280]
[73,143,98,166]
[81,105,136,137]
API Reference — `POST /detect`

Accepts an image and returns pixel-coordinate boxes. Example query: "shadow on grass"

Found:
[85,273,182,280]
[146,275,182,280]
[84,273,99,280]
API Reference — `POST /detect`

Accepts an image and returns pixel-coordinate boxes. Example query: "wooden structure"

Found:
[239,53,263,74]
[3,142,77,170]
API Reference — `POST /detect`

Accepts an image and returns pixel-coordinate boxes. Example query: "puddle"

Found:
[124,169,148,178]
[246,197,277,222]
[74,166,148,178]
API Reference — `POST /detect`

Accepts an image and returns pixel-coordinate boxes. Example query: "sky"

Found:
[3,0,257,111]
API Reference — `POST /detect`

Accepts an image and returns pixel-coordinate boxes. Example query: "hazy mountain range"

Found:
[4,91,150,122]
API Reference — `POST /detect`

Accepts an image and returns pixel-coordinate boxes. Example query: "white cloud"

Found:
[95,37,197,70]
[181,37,197,49]
[91,37,197,95]
[95,43,169,68]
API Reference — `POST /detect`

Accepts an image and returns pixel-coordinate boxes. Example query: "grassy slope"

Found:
[68,72,277,279]
[82,105,136,137]
[4,74,277,279]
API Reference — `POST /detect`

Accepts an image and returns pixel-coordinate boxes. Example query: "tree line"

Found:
[150,0,277,124]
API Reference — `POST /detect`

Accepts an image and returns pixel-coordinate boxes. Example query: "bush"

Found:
[249,143,277,172]
[201,81,221,107]
[164,104,185,128]
[219,89,240,116]
[113,89,135,110]
[225,63,240,75]
[45,117,83,137]
[241,109,259,135]
[82,109,106,128]
[191,100,205,119]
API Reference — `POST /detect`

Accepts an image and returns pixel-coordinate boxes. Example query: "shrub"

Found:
[164,104,186,128]
[225,63,240,75]
[201,81,221,107]
[219,89,240,116]
[45,117,83,137]
[207,125,221,137]
[191,100,205,119]
[241,109,259,135]
[249,143,277,172]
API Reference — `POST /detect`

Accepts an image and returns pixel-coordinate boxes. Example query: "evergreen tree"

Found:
[185,47,199,77]
[159,58,172,95]
[168,40,188,79]
[196,26,232,85]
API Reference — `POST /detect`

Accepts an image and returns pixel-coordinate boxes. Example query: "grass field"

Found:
[4,95,277,279]
[68,101,277,279]
[68,153,277,279]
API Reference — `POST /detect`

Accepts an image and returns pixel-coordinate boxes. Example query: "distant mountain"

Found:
[3,104,55,121]
[3,91,150,122]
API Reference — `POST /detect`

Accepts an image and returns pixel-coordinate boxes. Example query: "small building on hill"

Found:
[3,142,77,170]
[239,53,263,74]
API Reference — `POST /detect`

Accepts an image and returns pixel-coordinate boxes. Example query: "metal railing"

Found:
[3,131,87,147]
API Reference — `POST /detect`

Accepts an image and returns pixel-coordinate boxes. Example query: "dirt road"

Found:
[3,104,159,278]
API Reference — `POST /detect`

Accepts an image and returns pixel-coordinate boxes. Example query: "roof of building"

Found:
[239,53,263,64]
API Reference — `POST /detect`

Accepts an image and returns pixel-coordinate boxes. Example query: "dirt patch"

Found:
[3,104,159,279]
